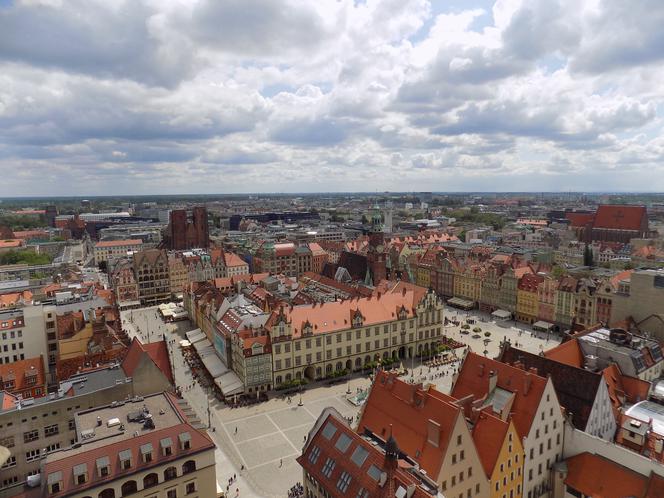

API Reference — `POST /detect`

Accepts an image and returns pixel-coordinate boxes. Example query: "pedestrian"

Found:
[235,426,238,434]
[279,458,283,467]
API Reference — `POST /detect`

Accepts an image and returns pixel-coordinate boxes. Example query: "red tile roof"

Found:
[122,337,173,385]
[543,338,584,368]
[298,408,437,498]
[358,371,461,478]
[451,353,548,439]
[224,251,247,267]
[0,356,46,398]
[471,410,510,478]
[594,205,647,231]
[564,452,649,498]
[94,239,143,248]
[566,212,595,227]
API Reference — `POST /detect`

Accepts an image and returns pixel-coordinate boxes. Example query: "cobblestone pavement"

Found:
[120,305,562,497]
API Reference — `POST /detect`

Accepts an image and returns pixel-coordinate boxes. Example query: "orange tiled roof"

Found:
[358,371,461,478]
[94,239,142,248]
[0,356,46,396]
[451,353,548,439]
[543,339,584,368]
[0,239,22,248]
[268,285,425,338]
[472,411,510,478]
[566,212,595,227]
[564,452,649,498]
[0,290,32,307]
[224,251,247,267]
[122,337,173,385]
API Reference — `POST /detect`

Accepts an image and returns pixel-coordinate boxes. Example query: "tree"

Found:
[551,265,565,279]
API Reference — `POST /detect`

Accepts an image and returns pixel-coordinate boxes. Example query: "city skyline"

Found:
[2,0,664,195]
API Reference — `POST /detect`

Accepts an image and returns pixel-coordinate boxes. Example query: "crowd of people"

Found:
[288,482,304,498]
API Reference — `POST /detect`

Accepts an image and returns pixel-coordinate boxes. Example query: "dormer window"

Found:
[73,463,88,485]
[140,443,153,463]
[96,456,110,477]
[160,437,173,457]
[119,449,132,470]
[178,432,191,450]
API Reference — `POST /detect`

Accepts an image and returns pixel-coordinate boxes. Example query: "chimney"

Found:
[524,373,532,396]
[488,370,498,393]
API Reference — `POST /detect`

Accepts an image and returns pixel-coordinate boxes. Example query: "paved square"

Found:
[225,413,278,442]
[283,425,312,450]
[268,406,315,430]
[236,432,297,469]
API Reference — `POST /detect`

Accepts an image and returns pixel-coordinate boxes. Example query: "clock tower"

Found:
[366,204,387,284]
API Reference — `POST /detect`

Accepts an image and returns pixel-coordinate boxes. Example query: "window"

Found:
[452,454,457,464]
[44,424,59,437]
[460,450,464,460]
[1,456,16,469]
[308,446,321,464]
[26,449,41,462]
[337,471,352,493]
[457,434,462,446]
[167,489,177,498]
[23,429,39,443]
[186,481,196,494]
[322,457,335,478]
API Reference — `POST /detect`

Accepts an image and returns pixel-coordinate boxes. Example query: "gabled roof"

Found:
[543,338,584,368]
[358,371,461,478]
[0,356,46,395]
[499,344,600,431]
[594,205,647,231]
[471,411,511,478]
[566,212,595,227]
[451,352,548,438]
[298,408,436,498]
[122,337,173,385]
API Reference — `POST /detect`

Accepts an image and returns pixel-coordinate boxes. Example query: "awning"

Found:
[447,297,475,310]
[214,371,244,397]
[492,309,512,320]
[193,338,213,352]
[186,329,206,344]
[533,320,554,331]
[193,343,228,378]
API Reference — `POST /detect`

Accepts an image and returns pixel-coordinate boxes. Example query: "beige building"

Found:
[267,283,444,386]
[133,249,170,305]
[0,338,172,496]
[453,353,565,498]
[611,269,664,340]
[93,239,143,266]
[168,255,189,296]
[359,371,490,498]
[38,392,215,498]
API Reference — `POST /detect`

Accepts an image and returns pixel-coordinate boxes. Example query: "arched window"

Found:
[98,489,115,498]
[275,375,282,385]
[182,460,196,474]
[164,466,177,481]
[121,480,137,496]
[143,473,158,488]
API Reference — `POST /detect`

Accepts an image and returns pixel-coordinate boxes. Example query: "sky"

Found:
[1,0,664,196]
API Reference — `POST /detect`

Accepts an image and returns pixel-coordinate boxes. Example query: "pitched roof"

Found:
[0,356,46,395]
[358,371,461,478]
[267,287,424,338]
[594,205,647,231]
[563,452,649,498]
[543,338,584,368]
[499,345,600,431]
[451,352,548,438]
[224,252,247,267]
[471,411,510,478]
[122,337,173,385]
[566,212,595,227]
[298,408,436,498]
[602,364,650,420]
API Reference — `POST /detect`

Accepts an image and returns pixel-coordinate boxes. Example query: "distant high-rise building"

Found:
[44,205,58,227]
[166,206,210,250]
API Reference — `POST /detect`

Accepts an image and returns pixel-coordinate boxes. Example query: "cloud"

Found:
[1,0,664,195]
